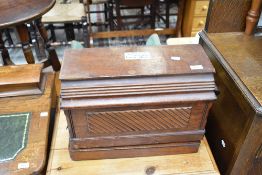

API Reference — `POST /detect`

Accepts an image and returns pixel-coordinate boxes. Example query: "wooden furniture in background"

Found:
[0,0,61,71]
[200,31,262,175]
[108,0,157,30]
[0,64,45,98]
[182,0,209,36]
[88,0,186,46]
[59,45,216,160]
[205,0,252,33]
[245,0,262,35]
[46,109,220,175]
[0,66,55,174]
[42,0,89,46]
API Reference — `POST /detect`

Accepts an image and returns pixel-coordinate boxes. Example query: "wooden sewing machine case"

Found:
[60,45,216,160]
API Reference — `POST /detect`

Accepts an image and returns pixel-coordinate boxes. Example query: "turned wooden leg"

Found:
[28,23,46,61]
[245,0,262,35]
[35,19,61,71]
[16,24,35,64]
[0,31,14,65]
[175,0,186,37]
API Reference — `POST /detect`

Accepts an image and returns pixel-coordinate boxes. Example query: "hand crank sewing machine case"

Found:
[60,45,216,160]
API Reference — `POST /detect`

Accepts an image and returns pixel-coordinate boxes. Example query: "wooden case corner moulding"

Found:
[0,64,46,98]
[59,45,217,160]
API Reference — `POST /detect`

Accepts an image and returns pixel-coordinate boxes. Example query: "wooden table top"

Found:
[0,0,55,29]
[206,33,262,106]
[46,109,220,175]
[60,45,215,81]
[0,73,55,175]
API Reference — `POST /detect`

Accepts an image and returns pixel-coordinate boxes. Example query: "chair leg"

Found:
[35,19,61,71]
[65,23,75,41]
[49,24,57,42]
[108,1,115,30]
[165,0,170,28]
[0,31,14,65]
[28,23,47,61]
[4,29,14,46]
[175,0,186,37]
[82,16,90,48]
[104,3,108,23]
[150,1,156,29]
[16,24,35,64]
[115,0,123,30]
[245,0,262,35]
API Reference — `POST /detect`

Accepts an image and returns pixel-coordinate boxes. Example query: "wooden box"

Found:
[0,64,46,98]
[60,45,216,160]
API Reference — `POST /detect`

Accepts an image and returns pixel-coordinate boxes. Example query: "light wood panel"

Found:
[182,0,209,36]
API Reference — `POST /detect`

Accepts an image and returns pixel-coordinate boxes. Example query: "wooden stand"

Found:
[47,110,220,175]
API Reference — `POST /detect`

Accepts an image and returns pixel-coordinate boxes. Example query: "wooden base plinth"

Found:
[46,110,220,175]
[69,142,200,161]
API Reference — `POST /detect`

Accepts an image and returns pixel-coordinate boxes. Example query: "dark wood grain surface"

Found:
[60,45,216,160]
[0,0,55,28]
[207,32,262,106]
[205,0,252,33]
[60,45,215,80]
[200,31,262,175]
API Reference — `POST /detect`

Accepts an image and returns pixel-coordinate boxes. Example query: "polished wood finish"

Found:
[245,0,262,35]
[60,45,216,160]
[205,0,252,33]
[60,45,215,80]
[16,24,35,64]
[182,0,209,36]
[0,0,55,29]
[46,110,220,175]
[200,31,262,175]
[0,73,55,175]
[0,64,45,98]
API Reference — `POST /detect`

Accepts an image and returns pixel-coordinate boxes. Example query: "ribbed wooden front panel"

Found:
[85,107,192,134]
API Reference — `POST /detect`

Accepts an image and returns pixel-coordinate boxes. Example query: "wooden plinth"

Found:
[46,110,220,175]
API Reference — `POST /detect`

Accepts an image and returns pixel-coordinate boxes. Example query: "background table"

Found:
[0,0,60,71]
[46,109,220,175]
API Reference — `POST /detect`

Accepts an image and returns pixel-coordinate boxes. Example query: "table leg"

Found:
[35,19,61,71]
[175,0,186,37]
[16,24,35,64]
[0,31,14,65]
